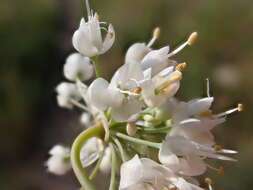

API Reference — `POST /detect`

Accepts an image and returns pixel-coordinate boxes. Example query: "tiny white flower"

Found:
[64,53,94,81]
[72,1,115,57]
[159,135,237,176]
[45,145,71,175]
[87,62,145,122]
[80,137,104,167]
[56,82,81,109]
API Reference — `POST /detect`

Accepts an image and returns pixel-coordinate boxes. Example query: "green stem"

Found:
[112,137,129,162]
[89,150,105,180]
[92,56,102,78]
[114,132,161,149]
[109,143,117,190]
[138,126,170,134]
[80,0,86,18]
[70,124,104,190]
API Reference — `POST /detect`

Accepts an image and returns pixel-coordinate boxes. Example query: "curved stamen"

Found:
[147,27,160,47]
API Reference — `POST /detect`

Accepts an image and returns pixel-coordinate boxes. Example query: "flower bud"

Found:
[64,53,94,81]
[45,145,71,175]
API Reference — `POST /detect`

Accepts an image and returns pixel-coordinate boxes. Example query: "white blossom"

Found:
[56,82,81,109]
[64,53,94,81]
[99,147,112,173]
[45,145,71,175]
[72,1,115,57]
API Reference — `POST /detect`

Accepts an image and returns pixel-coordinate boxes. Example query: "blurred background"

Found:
[0,0,253,189]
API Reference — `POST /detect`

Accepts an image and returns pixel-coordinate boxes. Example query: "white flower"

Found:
[72,1,115,57]
[45,145,71,175]
[64,53,94,81]
[159,135,237,176]
[56,82,81,108]
[80,137,104,167]
[119,155,203,190]
[87,62,145,122]
[141,67,182,107]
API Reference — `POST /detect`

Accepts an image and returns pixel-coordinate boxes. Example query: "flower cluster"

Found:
[45,1,243,190]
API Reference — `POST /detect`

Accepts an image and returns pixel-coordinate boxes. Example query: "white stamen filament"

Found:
[206,78,211,97]
[215,104,243,118]
[167,32,197,57]
[85,0,91,18]
[147,27,160,47]
[119,89,140,96]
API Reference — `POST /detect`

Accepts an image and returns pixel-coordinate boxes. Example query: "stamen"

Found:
[175,62,187,71]
[155,72,182,93]
[147,27,160,47]
[215,103,244,118]
[207,164,225,175]
[206,78,211,97]
[204,177,213,190]
[167,31,198,57]
[214,145,223,152]
[133,87,142,94]
[85,0,92,18]
[187,32,198,45]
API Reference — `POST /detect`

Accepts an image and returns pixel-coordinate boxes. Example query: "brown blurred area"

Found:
[0,0,253,189]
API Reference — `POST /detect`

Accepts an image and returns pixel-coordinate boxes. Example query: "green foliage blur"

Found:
[0,0,252,189]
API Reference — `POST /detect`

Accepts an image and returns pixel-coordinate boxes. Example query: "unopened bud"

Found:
[127,123,137,136]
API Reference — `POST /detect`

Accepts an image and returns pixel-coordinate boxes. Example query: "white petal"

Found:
[46,156,71,175]
[89,15,103,51]
[49,145,70,156]
[101,24,115,54]
[119,155,143,189]
[99,147,112,173]
[111,97,143,122]
[87,78,110,110]
[80,137,104,167]
[125,43,151,64]
[179,155,207,176]
[187,97,214,116]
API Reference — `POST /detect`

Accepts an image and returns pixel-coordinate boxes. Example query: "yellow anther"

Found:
[238,103,244,112]
[215,145,223,152]
[199,109,213,117]
[218,166,225,175]
[153,27,161,39]
[204,177,213,185]
[187,32,198,45]
[176,63,187,72]
[126,123,137,136]
[133,87,142,94]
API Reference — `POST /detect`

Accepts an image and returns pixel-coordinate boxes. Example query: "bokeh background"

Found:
[1,0,253,189]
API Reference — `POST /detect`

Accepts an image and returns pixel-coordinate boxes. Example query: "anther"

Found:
[175,63,187,71]
[199,109,213,117]
[187,32,198,45]
[238,103,244,112]
[169,187,178,190]
[218,166,225,175]
[153,27,161,39]
[204,177,213,185]
[133,87,142,94]
[215,145,223,152]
